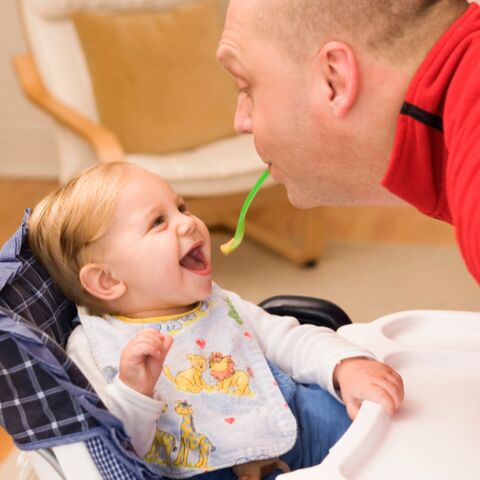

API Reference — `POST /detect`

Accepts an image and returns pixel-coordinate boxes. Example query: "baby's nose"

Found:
[177,215,196,236]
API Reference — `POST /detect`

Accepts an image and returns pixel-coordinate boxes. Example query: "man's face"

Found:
[100,168,212,318]
[217,0,390,207]
[217,0,319,207]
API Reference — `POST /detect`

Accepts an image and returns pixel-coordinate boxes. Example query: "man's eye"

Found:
[152,216,165,227]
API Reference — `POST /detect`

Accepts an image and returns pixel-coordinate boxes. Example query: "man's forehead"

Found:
[217,0,262,67]
[226,0,259,19]
[221,0,261,40]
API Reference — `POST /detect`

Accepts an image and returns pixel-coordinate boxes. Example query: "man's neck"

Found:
[356,2,470,199]
[389,1,470,68]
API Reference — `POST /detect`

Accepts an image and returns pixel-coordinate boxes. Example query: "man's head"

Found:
[29,163,212,317]
[251,0,465,62]
[217,0,468,207]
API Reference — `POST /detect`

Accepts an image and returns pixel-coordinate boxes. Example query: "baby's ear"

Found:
[79,263,126,301]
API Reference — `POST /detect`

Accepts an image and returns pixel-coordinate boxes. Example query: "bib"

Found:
[79,284,297,478]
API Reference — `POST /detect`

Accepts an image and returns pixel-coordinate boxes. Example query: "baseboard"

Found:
[0,125,59,178]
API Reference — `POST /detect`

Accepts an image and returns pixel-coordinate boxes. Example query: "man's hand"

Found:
[119,329,173,397]
[333,357,404,420]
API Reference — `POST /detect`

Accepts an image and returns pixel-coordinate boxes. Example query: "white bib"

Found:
[80,284,297,478]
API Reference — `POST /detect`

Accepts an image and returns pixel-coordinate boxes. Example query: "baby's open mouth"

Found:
[180,245,209,273]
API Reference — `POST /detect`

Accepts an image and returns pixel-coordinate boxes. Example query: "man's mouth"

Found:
[180,244,211,275]
[262,160,273,173]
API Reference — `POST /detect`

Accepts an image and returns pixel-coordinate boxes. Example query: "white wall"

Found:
[0,0,59,178]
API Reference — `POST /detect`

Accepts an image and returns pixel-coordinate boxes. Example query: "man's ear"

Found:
[79,263,126,302]
[315,41,359,118]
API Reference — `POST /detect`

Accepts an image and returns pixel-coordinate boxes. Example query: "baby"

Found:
[28,162,403,480]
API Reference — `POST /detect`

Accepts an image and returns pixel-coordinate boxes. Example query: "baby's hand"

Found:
[333,357,404,420]
[119,329,173,397]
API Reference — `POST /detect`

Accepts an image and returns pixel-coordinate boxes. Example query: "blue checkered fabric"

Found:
[87,437,137,480]
[0,211,162,479]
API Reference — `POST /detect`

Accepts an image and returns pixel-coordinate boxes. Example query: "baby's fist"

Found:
[119,329,173,397]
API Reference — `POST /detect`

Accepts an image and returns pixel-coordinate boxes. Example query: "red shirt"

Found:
[383,3,480,284]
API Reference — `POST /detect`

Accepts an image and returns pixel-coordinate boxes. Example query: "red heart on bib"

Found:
[224,417,235,424]
[243,331,252,338]
[196,339,206,349]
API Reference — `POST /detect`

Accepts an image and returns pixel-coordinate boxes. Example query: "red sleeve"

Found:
[444,45,480,285]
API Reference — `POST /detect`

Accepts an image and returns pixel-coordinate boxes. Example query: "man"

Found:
[217,0,480,283]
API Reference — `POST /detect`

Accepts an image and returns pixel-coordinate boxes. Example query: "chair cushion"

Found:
[128,135,271,196]
[72,0,237,155]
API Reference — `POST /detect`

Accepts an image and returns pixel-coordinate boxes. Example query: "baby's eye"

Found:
[178,203,190,214]
[152,216,165,228]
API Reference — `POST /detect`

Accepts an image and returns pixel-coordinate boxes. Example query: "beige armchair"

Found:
[13,0,324,264]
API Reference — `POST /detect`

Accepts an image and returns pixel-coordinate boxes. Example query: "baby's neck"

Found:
[115,302,200,321]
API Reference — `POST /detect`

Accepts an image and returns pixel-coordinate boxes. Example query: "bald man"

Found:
[217,0,480,283]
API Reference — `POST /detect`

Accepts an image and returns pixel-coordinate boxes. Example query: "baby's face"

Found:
[99,167,212,317]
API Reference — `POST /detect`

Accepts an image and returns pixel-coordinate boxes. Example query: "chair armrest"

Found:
[12,53,124,164]
[258,295,352,331]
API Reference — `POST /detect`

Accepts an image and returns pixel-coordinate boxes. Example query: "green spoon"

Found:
[221,169,270,255]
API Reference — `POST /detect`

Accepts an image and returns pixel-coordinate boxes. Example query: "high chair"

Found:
[4,213,479,480]
[281,309,480,480]
[12,0,324,265]
[0,213,351,480]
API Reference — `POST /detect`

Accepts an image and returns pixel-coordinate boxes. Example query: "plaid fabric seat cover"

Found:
[0,211,162,479]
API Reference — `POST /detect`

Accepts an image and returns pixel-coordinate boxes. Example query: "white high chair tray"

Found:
[280,310,480,480]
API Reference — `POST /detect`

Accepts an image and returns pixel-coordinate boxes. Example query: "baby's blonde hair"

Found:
[28,162,133,314]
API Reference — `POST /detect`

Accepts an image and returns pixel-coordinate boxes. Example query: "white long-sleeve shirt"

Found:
[67,286,374,458]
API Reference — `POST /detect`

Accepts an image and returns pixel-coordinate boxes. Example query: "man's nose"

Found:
[234,92,253,134]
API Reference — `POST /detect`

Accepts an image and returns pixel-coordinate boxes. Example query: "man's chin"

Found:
[269,169,320,208]
[285,186,318,209]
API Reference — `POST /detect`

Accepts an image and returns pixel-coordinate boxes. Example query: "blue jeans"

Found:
[178,362,351,480]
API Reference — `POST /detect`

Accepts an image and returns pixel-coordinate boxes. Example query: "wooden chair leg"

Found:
[220,185,324,265]
[240,207,324,265]
[187,185,324,265]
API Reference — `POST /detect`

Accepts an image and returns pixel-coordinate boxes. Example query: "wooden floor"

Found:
[0,428,13,463]
[0,178,60,245]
